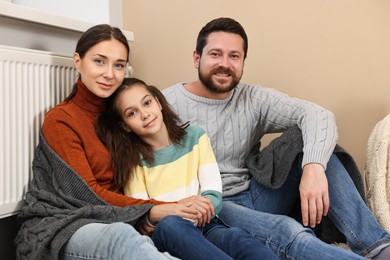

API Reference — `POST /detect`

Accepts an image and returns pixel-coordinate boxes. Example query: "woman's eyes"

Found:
[115,63,126,69]
[93,59,126,69]
[94,59,105,64]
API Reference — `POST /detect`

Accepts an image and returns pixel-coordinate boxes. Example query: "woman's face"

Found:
[74,38,128,98]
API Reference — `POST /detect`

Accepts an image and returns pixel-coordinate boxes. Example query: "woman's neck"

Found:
[73,80,106,113]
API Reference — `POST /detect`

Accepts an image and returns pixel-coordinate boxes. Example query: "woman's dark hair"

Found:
[96,77,188,191]
[196,17,248,59]
[64,24,130,102]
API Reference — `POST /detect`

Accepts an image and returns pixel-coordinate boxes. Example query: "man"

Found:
[163,17,390,259]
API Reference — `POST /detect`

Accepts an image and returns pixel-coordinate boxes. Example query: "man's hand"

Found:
[299,163,329,228]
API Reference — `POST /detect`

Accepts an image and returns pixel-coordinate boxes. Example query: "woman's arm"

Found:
[42,110,165,207]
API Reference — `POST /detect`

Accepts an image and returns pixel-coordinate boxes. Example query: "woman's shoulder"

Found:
[44,101,79,121]
[42,101,80,134]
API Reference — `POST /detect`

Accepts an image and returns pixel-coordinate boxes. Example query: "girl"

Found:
[97,77,279,260]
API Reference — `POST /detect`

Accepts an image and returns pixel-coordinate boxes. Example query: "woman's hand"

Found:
[148,203,200,225]
[179,195,214,227]
[140,195,214,236]
[138,219,156,236]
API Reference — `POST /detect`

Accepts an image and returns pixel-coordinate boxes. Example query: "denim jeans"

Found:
[218,154,390,259]
[60,222,178,260]
[152,215,278,260]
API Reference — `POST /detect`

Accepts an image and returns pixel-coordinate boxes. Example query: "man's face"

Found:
[194,31,245,95]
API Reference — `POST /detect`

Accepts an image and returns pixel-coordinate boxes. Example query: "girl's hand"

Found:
[179,195,214,227]
[148,203,200,224]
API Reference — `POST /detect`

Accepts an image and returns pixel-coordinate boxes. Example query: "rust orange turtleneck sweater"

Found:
[42,80,164,207]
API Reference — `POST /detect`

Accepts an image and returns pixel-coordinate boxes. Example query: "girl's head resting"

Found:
[105,78,182,138]
[115,79,164,138]
[97,78,188,190]
[66,24,130,101]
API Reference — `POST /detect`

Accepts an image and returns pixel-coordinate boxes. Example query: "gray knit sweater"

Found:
[163,83,338,196]
[15,133,153,260]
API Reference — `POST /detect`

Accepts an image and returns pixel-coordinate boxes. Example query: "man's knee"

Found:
[223,227,252,241]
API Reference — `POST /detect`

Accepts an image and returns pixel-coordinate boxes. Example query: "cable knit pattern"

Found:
[364,114,390,232]
[163,83,338,196]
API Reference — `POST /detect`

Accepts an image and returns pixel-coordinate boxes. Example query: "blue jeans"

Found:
[152,215,278,260]
[60,222,178,260]
[219,154,390,259]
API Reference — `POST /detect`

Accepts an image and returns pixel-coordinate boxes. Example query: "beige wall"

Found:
[123,0,390,172]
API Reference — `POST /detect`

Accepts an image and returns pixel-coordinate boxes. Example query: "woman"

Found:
[96,77,279,260]
[15,24,194,260]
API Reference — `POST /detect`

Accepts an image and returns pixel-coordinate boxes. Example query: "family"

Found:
[15,17,390,259]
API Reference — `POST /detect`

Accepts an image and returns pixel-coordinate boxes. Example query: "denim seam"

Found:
[329,204,364,254]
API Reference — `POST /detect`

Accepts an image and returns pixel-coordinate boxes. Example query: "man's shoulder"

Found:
[161,83,182,94]
[237,82,268,92]
[235,83,282,98]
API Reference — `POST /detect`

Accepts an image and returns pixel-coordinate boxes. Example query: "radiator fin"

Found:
[0,45,75,218]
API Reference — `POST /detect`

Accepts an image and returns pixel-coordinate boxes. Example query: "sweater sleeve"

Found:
[197,132,223,215]
[248,85,338,169]
[202,190,222,216]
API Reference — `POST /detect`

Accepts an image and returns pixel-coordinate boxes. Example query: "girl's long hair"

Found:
[96,77,188,191]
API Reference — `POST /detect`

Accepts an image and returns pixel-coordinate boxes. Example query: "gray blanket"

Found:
[246,125,365,198]
[15,133,153,260]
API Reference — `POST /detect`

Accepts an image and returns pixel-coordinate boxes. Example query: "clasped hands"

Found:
[138,195,214,236]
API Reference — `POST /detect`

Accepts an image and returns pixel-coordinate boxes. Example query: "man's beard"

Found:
[198,66,241,94]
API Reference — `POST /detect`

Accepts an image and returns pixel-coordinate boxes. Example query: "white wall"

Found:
[0,0,132,55]
[9,0,123,27]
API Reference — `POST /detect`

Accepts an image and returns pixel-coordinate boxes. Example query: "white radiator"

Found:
[0,45,76,218]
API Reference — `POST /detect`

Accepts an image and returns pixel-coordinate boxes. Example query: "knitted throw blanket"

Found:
[365,114,390,232]
[246,125,365,198]
[15,133,153,260]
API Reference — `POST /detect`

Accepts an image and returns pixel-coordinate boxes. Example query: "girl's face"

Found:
[117,85,164,138]
[74,38,128,98]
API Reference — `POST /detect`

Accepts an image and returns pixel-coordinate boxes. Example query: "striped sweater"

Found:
[162,83,338,196]
[124,125,223,215]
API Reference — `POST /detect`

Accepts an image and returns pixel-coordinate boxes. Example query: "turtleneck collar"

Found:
[72,80,107,114]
